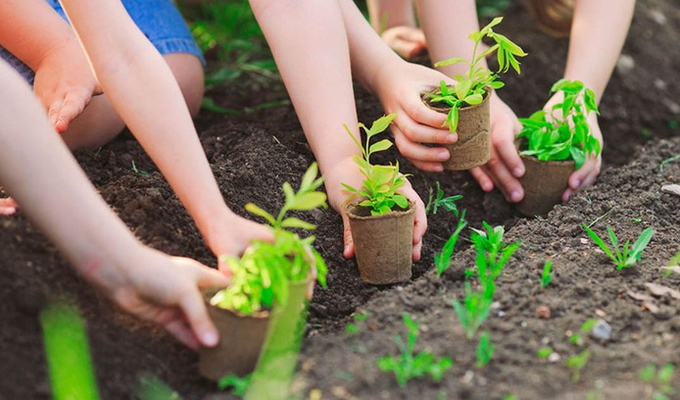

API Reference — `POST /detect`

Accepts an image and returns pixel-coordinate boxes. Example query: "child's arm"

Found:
[249,0,427,260]
[57,0,271,267]
[0,61,228,349]
[0,0,100,133]
[556,0,635,201]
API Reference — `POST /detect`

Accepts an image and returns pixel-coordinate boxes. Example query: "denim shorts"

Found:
[0,0,205,84]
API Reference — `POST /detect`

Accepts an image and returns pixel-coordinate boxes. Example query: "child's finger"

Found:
[393,126,451,163]
[410,159,444,172]
[470,167,495,192]
[485,156,524,203]
[178,290,219,348]
[394,114,457,144]
[55,92,89,134]
[494,135,525,179]
[196,265,230,290]
[342,214,355,259]
[402,97,449,129]
[164,318,200,350]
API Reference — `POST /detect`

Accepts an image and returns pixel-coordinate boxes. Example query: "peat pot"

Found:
[516,153,575,217]
[198,294,271,381]
[422,86,491,170]
[346,201,415,285]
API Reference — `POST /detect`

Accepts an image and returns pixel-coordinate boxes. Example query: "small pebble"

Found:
[536,305,551,319]
[548,353,561,363]
[649,9,668,25]
[661,184,680,197]
[592,319,612,341]
[616,54,635,74]
[497,310,506,317]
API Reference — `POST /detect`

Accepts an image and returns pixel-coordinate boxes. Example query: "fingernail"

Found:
[445,134,457,143]
[203,331,218,347]
[438,151,450,161]
[513,167,524,177]
[572,179,581,189]
[510,191,521,202]
[433,164,444,172]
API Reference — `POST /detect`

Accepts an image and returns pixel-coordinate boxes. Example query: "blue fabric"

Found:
[0,0,204,84]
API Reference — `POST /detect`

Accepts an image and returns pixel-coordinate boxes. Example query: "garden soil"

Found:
[2,1,680,399]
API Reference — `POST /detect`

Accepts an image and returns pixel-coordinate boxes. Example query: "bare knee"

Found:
[164,53,204,117]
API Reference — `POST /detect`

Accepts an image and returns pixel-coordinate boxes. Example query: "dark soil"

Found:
[2,0,680,399]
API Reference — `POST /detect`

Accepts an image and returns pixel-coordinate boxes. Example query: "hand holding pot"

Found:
[323,156,427,262]
[562,112,603,201]
[373,62,458,172]
[81,245,229,350]
[470,93,525,203]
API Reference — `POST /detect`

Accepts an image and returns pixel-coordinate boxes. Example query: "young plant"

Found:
[211,163,328,314]
[582,224,654,270]
[342,114,409,215]
[452,281,494,340]
[427,17,526,132]
[540,259,553,288]
[426,181,463,216]
[640,363,675,400]
[537,347,554,359]
[434,210,468,278]
[218,373,251,398]
[518,79,601,169]
[345,310,371,336]
[569,318,596,347]
[378,313,453,388]
[663,247,680,277]
[476,331,495,368]
[471,222,522,283]
[566,350,591,383]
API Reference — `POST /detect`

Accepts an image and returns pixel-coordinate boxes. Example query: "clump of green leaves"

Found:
[518,79,601,169]
[640,363,675,400]
[540,260,553,288]
[211,163,328,315]
[476,331,495,368]
[378,313,453,388]
[426,181,463,216]
[537,347,554,359]
[452,281,494,340]
[582,224,654,270]
[566,350,591,383]
[427,17,526,133]
[435,210,468,278]
[342,114,409,215]
[345,311,371,336]
[218,373,251,398]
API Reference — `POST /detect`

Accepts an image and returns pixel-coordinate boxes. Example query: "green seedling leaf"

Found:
[435,210,468,277]
[540,260,553,288]
[218,374,250,397]
[626,227,653,266]
[476,331,495,368]
[246,203,276,226]
[566,350,591,383]
[537,347,554,359]
[280,217,316,230]
[369,139,393,154]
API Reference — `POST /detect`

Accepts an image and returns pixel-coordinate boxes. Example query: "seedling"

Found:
[569,318,596,347]
[345,310,371,336]
[452,281,494,340]
[640,363,675,400]
[476,331,495,368]
[426,181,463,216]
[434,210,468,278]
[631,216,643,223]
[582,224,653,270]
[659,153,680,172]
[342,114,410,215]
[378,313,453,388]
[471,222,522,283]
[540,260,553,288]
[427,17,526,132]
[218,374,251,397]
[566,350,591,383]
[518,80,601,169]
[131,160,149,176]
[537,347,554,359]
[663,247,680,276]
[212,163,328,314]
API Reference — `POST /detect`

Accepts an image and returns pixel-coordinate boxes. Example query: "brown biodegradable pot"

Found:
[422,86,491,170]
[516,153,575,217]
[346,200,415,285]
[198,293,271,381]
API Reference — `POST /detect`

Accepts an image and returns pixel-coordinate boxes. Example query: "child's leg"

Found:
[366,0,426,59]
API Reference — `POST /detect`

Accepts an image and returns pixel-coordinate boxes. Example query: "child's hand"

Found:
[81,245,229,350]
[203,213,274,274]
[470,93,525,203]
[373,62,458,172]
[380,26,427,59]
[563,113,602,202]
[33,36,101,133]
[323,156,427,262]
